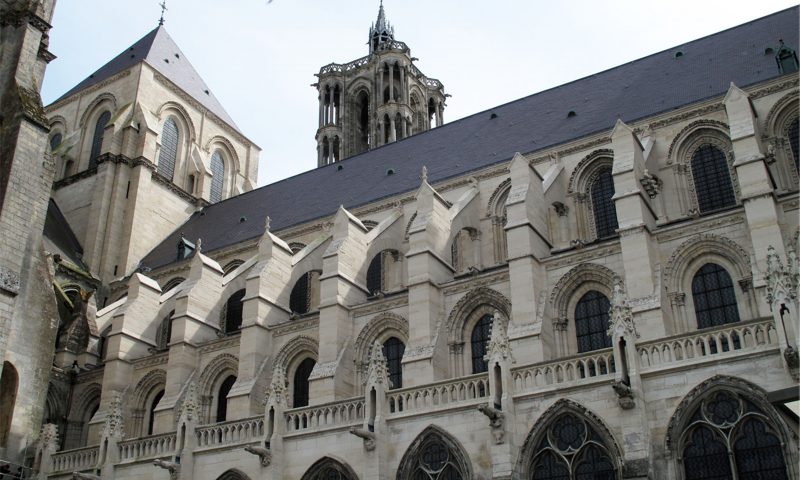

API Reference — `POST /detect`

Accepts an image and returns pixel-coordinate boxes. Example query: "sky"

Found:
[41,0,799,187]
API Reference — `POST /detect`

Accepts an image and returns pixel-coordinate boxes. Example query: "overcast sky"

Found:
[41,0,798,187]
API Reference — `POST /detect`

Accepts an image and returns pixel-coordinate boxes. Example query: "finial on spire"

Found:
[421,165,428,183]
[264,215,271,232]
[158,0,168,26]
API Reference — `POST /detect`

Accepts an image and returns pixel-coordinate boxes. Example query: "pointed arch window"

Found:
[210,150,225,203]
[679,390,789,480]
[591,168,618,239]
[382,337,405,389]
[290,272,314,315]
[146,390,164,435]
[220,289,245,334]
[528,413,617,480]
[293,358,315,408]
[575,291,611,353]
[471,314,493,374]
[155,310,174,351]
[691,144,736,214]
[89,111,111,169]
[399,429,471,480]
[158,117,179,181]
[691,263,740,330]
[788,117,799,172]
[216,375,236,422]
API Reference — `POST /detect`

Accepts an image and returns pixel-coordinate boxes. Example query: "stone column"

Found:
[377,66,384,106]
[399,67,406,103]
[389,117,396,143]
[388,63,395,102]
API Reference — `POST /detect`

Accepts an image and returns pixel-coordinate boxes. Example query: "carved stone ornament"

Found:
[365,340,390,387]
[179,381,199,422]
[244,444,272,467]
[39,423,59,451]
[611,380,635,410]
[265,364,288,407]
[607,279,639,339]
[477,404,505,444]
[349,427,376,451]
[102,391,125,439]
[639,169,662,198]
[765,244,799,308]
[153,458,179,480]
[484,310,514,364]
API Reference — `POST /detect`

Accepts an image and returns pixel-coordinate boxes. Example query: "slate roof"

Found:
[52,26,239,130]
[140,7,799,271]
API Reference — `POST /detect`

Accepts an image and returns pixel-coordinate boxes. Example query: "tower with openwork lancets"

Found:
[314,2,447,166]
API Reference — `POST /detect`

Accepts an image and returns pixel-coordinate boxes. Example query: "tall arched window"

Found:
[382,337,405,389]
[210,150,225,203]
[528,413,617,480]
[679,390,789,480]
[0,362,19,448]
[146,390,164,435]
[293,358,315,408]
[575,291,612,353]
[222,289,246,334]
[290,272,320,315]
[216,375,236,422]
[396,427,472,480]
[301,457,359,480]
[89,110,111,169]
[49,133,63,152]
[158,117,179,181]
[691,144,736,214]
[471,314,493,374]
[591,168,618,239]
[692,263,740,329]
[788,117,799,172]
[155,310,174,351]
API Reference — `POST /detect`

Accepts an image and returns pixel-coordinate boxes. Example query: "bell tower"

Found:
[314,1,447,166]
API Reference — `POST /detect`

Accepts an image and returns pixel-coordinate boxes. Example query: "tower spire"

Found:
[369,0,394,53]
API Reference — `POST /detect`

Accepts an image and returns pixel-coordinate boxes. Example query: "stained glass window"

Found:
[691,263,740,329]
[293,358,316,408]
[529,413,617,480]
[691,145,736,214]
[89,111,111,169]
[382,337,405,389]
[591,168,618,239]
[471,314,493,374]
[210,150,225,203]
[575,291,612,353]
[158,117,179,181]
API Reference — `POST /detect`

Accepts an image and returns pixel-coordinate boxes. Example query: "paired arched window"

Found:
[89,111,111,169]
[679,390,789,479]
[788,117,799,172]
[293,358,316,408]
[471,314,493,374]
[591,167,618,240]
[691,263,740,329]
[528,413,617,480]
[216,375,236,422]
[222,289,246,334]
[210,150,225,203]
[146,390,164,435]
[382,337,405,389]
[575,291,612,353]
[158,117,179,181]
[155,310,174,351]
[691,145,736,214]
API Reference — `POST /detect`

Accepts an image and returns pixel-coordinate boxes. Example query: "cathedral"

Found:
[0,1,799,479]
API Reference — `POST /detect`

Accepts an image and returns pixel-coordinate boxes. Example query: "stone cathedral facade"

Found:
[0,3,799,480]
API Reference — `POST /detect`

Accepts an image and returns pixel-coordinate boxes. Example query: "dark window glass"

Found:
[471,314,493,374]
[290,273,310,314]
[367,253,383,294]
[683,426,733,480]
[412,438,464,480]
[147,390,164,435]
[158,118,179,181]
[591,168,618,239]
[692,263,740,329]
[50,133,62,152]
[552,414,586,450]
[788,118,799,173]
[734,418,788,480]
[691,144,736,213]
[530,414,617,480]
[90,111,111,169]
[293,358,315,408]
[382,337,405,389]
[224,289,246,333]
[156,310,174,351]
[532,451,570,480]
[575,291,612,353]
[215,375,236,422]
[574,444,616,480]
[210,151,225,203]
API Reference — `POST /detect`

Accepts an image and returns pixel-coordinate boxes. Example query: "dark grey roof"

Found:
[52,26,239,130]
[141,7,799,270]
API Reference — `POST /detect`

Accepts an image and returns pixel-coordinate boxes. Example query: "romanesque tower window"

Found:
[574,291,612,353]
[210,150,225,203]
[590,168,618,240]
[471,314,493,374]
[691,145,736,214]
[89,110,111,169]
[222,289,245,334]
[157,117,179,181]
[215,375,236,422]
[293,358,315,408]
[691,263,740,329]
[382,337,405,389]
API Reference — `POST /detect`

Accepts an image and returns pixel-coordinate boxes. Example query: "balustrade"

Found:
[387,373,490,416]
[50,445,99,473]
[512,349,615,394]
[118,432,176,462]
[195,417,264,449]
[284,398,365,433]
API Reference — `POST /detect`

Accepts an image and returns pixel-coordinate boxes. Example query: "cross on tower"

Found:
[158,0,168,26]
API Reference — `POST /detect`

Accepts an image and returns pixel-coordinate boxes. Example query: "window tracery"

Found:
[158,117,179,181]
[89,111,111,170]
[396,426,472,480]
[210,150,225,203]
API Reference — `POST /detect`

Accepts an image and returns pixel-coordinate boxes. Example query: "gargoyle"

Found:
[348,426,376,451]
[477,403,505,444]
[244,444,272,467]
[153,459,179,480]
[72,472,101,480]
[611,380,635,410]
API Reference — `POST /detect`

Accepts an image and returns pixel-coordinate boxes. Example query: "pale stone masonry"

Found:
[1,3,799,480]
